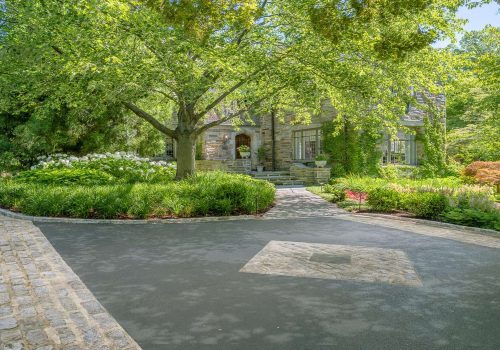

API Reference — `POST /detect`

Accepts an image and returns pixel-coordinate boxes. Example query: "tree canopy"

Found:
[0,0,468,177]
[446,25,500,163]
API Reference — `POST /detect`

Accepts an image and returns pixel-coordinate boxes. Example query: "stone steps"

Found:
[251,172,305,186]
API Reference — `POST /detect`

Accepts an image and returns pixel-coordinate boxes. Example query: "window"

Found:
[382,134,417,165]
[293,129,322,160]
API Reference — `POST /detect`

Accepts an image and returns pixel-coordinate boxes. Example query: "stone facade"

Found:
[191,92,446,171]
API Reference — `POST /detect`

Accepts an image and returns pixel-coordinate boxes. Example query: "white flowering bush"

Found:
[26,152,176,184]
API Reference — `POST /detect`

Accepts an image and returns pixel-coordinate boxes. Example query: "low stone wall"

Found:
[196,159,251,173]
[290,164,330,185]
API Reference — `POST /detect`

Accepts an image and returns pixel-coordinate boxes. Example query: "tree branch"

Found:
[123,102,177,139]
[235,0,269,45]
[194,50,292,121]
[195,84,286,136]
[153,89,178,103]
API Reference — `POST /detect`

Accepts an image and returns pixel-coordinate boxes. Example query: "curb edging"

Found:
[354,213,500,238]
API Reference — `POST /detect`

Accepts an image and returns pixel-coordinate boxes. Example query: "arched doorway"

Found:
[235,134,251,159]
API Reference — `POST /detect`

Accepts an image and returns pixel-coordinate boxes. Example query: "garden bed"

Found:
[308,176,500,231]
[0,153,275,219]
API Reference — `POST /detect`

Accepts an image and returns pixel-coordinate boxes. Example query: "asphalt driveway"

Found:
[38,217,500,350]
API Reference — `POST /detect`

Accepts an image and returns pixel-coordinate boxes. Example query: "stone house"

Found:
[163,92,445,183]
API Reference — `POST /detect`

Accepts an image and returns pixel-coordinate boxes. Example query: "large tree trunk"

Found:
[175,132,196,180]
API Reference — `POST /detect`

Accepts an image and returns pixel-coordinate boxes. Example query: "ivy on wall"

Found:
[322,119,382,177]
[419,115,448,176]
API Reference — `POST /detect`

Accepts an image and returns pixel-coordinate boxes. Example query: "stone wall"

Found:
[196,159,252,173]
[201,125,261,169]
[290,164,331,185]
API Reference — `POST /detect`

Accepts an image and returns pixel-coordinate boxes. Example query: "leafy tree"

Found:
[446,25,500,163]
[1,0,465,178]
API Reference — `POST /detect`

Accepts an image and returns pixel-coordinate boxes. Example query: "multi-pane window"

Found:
[382,134,417,165]
[293,129,322,160]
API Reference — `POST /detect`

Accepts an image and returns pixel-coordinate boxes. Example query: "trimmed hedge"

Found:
[367,187,402,212]
[0,172,275,219]
[441,208,500,231]
[402,192,449,219]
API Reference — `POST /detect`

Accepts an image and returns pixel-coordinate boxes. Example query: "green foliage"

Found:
[402,192,449,219]
[334,175,498,227]
[315,154,328,161]
[0,172,275,219]
[15,169,115,186]
[322,119,382,177]
[30,152,176,183]
[336,199,371,212]
[367,188,402,212]
[0,0,458,178]
[307,185,346,203]
[237,145,250,153]
[446,26,500,164]
[447,124,500,163]
[322,184,346,202]
[420,116,447,176]
[441,208,500,231]
[335,175,467,192]
[0,152,21,172]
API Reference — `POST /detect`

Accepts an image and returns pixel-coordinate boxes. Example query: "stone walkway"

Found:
[0,216,141,350]
[264,187,345,219]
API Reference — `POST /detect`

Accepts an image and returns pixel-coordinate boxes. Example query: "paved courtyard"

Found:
[1,188,500,349]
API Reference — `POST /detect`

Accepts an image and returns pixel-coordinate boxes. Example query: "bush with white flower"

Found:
[25,152,176,184]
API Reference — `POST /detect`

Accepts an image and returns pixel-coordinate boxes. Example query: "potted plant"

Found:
[238,145,251,159]
[315,154,328,168]
[256,146,266,172]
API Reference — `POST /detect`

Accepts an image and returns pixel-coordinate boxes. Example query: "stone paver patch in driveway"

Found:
[240,240,422,286]
[0,216,141,349]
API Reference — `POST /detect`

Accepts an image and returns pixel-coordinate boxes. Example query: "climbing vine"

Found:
[322,118,382,177]
[420,115,447,176]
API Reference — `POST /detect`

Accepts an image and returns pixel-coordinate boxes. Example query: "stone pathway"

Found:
[264,187,345,219]
[0,216,142,350]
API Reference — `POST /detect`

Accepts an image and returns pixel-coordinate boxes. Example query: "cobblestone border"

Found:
[0,207,258,225]
[0,216,142,349]
[1,205,498,238]
[338,214,500,250]
[357,213,500,238]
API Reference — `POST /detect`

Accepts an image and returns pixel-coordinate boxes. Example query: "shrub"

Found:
[31,152,176,183]
[315,154,328,161]
[322,184,346,202]
[464,161,500,193]
[451,188,496,212]
[441,208,500,231]
[0,172,275,219]
[15,168,115,185]
[378,165,398,180]
[0,151,21,172]
[367,187,402,212]
[403,192,449,219]
[330,163,346,178]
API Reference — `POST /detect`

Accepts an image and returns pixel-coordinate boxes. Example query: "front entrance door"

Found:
[235,134,251,159]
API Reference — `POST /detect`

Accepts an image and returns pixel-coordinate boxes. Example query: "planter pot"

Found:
[315,160,327,168]
[257,165,264,172]
[240,152,250,159]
